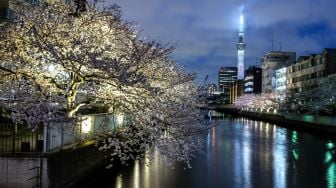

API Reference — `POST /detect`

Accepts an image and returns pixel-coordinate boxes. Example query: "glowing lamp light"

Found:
[116,114,124,126]
[81,116,92,134]
[327,142,335,150]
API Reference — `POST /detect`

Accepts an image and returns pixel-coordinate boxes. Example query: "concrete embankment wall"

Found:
[215,107,336,136]
[47,143,105,188]
[0,157,48,188]
[0,143,106,188]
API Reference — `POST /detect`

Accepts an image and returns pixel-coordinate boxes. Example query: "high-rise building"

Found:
[218,67,237,102]
[244,66,262,94]
[236,14,246,80]
[261,51,296,93]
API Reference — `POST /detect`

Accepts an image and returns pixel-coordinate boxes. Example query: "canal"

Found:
[82,115,336,188]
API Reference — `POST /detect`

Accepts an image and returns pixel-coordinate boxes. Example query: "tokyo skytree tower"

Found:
[236,14,246,80]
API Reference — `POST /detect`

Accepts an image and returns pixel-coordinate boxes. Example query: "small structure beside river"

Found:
[0,113,128,188]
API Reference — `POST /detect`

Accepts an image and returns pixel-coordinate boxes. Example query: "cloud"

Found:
[107,0,336,84]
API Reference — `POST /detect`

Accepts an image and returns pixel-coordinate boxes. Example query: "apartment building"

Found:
[261,51,296,93]
[286,48,336,93]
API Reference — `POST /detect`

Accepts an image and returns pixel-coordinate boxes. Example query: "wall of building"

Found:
[286,56,325,92]
[218,67,237,102]
[285,49,336,93]
[244,66,262,94]
[275,67,287,91]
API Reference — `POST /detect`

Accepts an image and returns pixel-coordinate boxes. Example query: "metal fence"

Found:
[0,113,131,154]
[0,123,44,153]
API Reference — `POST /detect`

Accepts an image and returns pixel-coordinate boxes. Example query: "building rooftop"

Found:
[219,67,237,71]
[297,56,310,62]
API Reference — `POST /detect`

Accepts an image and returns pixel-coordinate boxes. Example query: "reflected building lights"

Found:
[207,132,211,149]
[291,131,299,161]
[153,148,160,188]
[272,124,276,137]
[325,141,336,188]
[133,161,140,188]
[265,123,269,136]
[325,151,333,164]
[143,154,150,188]
[212,127,216,148]
[326,163,336,188]
[234,139,243,186]
[116,175,122,188]
[273,128,288,188]
[243,127,251,188]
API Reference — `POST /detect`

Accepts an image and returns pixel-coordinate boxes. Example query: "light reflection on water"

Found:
[273,126,287,188]
[326,141,336,188]
[132,161,140,188]
[86,116,336,188]
[242,124,251,188]
[115,175,122,188]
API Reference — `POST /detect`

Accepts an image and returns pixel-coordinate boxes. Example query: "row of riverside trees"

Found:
[235,76,336,116]
[0,1,209,166]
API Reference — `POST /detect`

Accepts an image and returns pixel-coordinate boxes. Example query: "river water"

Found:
[84,116,336,188]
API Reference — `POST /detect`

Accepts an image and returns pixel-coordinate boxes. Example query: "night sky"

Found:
[108,0,336,84]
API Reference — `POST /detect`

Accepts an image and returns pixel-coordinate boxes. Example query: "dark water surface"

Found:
[85,117,336,188]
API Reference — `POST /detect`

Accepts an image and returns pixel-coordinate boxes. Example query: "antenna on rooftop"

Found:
[279,42,282,51]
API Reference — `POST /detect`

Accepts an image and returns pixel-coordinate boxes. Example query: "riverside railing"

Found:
[0,123,44,154]
[240,108,336,126]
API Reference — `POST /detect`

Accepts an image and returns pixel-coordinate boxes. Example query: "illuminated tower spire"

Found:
[237,14,246,80]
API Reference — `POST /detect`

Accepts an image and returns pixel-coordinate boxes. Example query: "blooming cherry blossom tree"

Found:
[235,92,280,110]
[0,1,209,166]
[283,76,336,115]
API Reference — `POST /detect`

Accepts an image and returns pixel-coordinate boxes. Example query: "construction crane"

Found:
[203,75,209,87]
[197,75,209,104]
